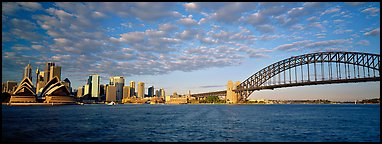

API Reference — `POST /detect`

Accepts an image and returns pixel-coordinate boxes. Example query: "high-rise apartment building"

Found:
[137,82,144,99]
[106,85,116,102]
[110,76,124,101]
[148,86,154,97]
[23,63,32,82]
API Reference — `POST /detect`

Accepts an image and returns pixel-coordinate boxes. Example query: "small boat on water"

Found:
[107,101,116,106]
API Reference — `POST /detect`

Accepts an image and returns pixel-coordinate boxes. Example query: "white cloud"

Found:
[364,28,380,36]
[361,7,380,16]
[183,2,198,11]
[356,40,370,46]
[333,29,353,35]
[321,7,340,16]
[178,15,198,26]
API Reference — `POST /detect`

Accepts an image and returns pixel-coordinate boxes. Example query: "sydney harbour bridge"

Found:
[191,51,380,103]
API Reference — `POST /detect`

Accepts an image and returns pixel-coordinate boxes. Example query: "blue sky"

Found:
[2,2,380,101]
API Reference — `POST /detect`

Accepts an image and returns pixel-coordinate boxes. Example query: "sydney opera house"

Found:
[7,62,75,104]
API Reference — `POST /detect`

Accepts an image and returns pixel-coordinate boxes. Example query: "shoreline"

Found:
[2,102,379,106]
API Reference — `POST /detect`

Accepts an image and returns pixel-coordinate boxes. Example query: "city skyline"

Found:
[2,2,380,101]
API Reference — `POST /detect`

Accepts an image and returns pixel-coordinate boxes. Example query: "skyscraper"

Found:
[89,74,100,100]
[49,66,61,81]
[43,62,55,83]
[130,81,135,96]
[155,89,160,97]
[123,86,131,99]
[77,86,84,97]
[160,88,165,98]
[35,68,45,94]
[23,63,32,82]
[84,84,90,96]
[110,76,124,101]
[137,82,144,99]
[148,86,154,97]
[106,85,116,102]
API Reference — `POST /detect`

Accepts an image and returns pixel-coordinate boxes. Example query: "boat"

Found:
[107,101,116,106]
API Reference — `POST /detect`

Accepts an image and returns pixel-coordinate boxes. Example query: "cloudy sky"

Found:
[2,2,380,101]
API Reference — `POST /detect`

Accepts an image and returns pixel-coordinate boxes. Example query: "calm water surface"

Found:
[2,104,380,142]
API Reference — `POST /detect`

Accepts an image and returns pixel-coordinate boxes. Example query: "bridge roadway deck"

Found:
[236,77,380,92]
[191,77,380,98]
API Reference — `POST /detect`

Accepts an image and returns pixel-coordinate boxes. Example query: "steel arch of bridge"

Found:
[236,51,380,102]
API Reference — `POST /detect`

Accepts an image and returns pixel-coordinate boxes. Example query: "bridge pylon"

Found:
[226,80,240,104]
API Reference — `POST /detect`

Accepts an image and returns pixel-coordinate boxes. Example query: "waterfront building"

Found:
[77,86,84,97]
[43,62,55,83]
[62,78,71,94]
[2,83,5,93]
[155,89,159,97]
[160,88,165,99]
[49,66,61,81]
[110,76,124,101]
[148,86,154,97]
[10,77,36,103]
[100,84,106,100]
[123,86,131,99]
[89,74,100,100]
[6,81,17,94]
[130,81,135,96]
[23,63,32,82]
[106,85,116,102]
[84,84,90,96]
[173,92,178,97]
[40,76,74,103]
[137,82,145,98]
[35,68,45,94]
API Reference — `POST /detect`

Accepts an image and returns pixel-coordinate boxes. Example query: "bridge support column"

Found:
[226,80,240,104]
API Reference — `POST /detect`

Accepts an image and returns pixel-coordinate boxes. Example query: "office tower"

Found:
[123,86,131,99]
[160,88,165,98]
[130,81,135,89]
[49,66,61,81]
[62,78,71,93]
[100,84,105,99]
[6,81,17,93]
[88,74,100,99]
[137,82,144,98]
[77,86,84,97]
[148,86,154,97]
[155,90,159,97]
[130,81,135,96]
[84,84,90,96]
[106,85,116,102]
[43,62,55,83]
[35,69,45,94]
[23,63,32,82]
[110,76,124,101]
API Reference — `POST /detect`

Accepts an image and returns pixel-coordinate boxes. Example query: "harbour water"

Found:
[2,104,380,142]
